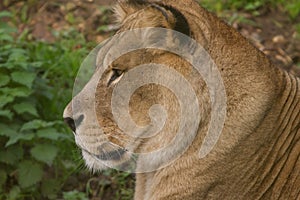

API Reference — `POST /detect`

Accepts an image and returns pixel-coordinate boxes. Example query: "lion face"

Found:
[63,0,210,172]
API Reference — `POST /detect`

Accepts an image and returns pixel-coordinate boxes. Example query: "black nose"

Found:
[64,115,84,132]
[64,117,76,132]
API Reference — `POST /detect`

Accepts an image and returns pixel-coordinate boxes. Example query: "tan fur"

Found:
[64,0,300,199]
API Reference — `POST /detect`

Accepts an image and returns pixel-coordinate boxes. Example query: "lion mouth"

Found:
[81,145,127,161]
[96,148,127,161]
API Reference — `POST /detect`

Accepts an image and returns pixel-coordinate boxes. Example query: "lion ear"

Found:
[113,0,139,23]
[113,1,176,29]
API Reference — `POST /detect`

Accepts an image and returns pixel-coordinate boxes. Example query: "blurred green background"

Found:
[0,0,299,199]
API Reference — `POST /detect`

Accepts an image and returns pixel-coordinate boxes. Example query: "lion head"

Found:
[62,0,278,172]
[63,0,216,173]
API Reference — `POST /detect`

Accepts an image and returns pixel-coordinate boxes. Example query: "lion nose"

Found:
[64,117,76,132]
[64,115,84,133]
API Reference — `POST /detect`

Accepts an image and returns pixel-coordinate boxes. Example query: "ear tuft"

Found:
[113,3,128,23]
[113,0,148,23]
[113,1,176,29]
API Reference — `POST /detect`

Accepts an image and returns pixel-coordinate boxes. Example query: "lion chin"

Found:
[81,145,132,172]
[81,151,109,171]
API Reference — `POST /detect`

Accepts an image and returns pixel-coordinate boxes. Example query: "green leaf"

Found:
[7,186,21,200]
[0,23,17,35]
[0,95,14,108]
[20,120,56,132]
[63,190,89,200]
[97,25,109,32]
[0,123,18,137]
[7,49,29,68]
[0,170,7,190]
[31,61,43,68]
[0,145,23,165]
[36,128,62,140]
[285,2,300,19]
[0,33,13,42]
[41,179,61,199]
[0,11,12,18]
[12,87,32,97]
[30,144,58,165]
[0,87,32,98]
[18,161,43,188]
[11,71,36,88]
[0,110,13,120]
[5,132,34,147]
[13,102,39,117]
[0,74,10,87]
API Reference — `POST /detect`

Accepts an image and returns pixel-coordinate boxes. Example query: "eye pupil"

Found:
[114,69,122,76]
[107,69,124,86]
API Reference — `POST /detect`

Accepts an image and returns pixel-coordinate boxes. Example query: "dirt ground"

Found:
[2,0,300,199]
[237,8,300,76]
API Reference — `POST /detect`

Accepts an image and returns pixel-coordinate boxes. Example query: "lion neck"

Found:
[134,71,300,200]
[200,72,300,199]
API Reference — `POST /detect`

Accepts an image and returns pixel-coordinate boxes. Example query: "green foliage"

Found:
[113,172,135,200]
[0,145,23,165]
[84,170,134,199]
[201,0,300,19]
[201,0,267,14]
[284,1,300,19]
[0,170,7,192]
[0,11,91,199]
[17,161,43,188]
[63,190,89,200]
[269,0,300,19]
[30,144,59,165]
[41,179,62,199]
[7,186,21,200]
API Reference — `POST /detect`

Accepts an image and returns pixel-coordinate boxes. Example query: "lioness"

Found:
[63,0,300,199]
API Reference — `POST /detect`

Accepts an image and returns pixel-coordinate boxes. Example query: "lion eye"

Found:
[107,69,124,86]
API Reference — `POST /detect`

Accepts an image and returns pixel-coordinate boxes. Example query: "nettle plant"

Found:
[0,11,88,199]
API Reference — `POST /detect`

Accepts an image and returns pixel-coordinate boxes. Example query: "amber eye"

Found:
[107,69,124,87]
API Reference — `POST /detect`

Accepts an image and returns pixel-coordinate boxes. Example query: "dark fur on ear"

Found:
[114,0,149,23]
[159,5,191,37]
[113,0,190,37]
[114,1,176,28]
